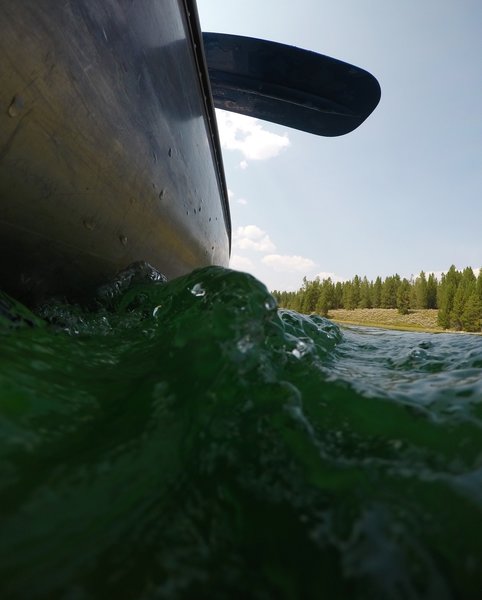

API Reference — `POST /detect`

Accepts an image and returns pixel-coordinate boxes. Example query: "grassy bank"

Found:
[328,308,443,333]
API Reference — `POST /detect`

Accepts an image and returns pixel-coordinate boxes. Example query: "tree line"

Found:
[271,266,482,332]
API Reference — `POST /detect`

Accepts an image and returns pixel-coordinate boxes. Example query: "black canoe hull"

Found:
[0,0,230,303]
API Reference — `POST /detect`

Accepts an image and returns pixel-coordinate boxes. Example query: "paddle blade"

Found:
[202,32,381,137]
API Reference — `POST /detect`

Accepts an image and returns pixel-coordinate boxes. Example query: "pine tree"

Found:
[322,278,334,308]
[477,268,482,300]
[359,276,372,308]
[410,277,418,309]
[314,278,334,316]
[462,290,482,332]
[333,282,343,309]
[415,271,428,308]
[451,284,466,330]
[343,282,356,310]
[316,289,329,317]
[300,277,320,314]
[461,266,476,288]
[427,273,438,308]
[381,275,400,308]
[451,268,476,329]
[352,275,361,308]
[397,278,411,314]
[438,279,456,328]
[372,276,382,308]
[446,265,462,288]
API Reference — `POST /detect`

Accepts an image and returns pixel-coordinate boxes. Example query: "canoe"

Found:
[0,0,230,303]
[0,1,380,305]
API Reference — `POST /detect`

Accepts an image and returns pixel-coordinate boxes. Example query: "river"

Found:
[1,266,481,599]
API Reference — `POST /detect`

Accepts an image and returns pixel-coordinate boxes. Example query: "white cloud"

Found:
[240,160,248,170]
[216,110,290,165]
[404,270,450,281]
[229,255,254,271]
[233,225,276,253]
[421,267,481,281]
[315,271,347,283]
[227,188,248,205]
[262,254,316,273]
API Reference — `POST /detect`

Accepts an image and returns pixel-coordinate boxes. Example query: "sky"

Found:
[197,0,482,291]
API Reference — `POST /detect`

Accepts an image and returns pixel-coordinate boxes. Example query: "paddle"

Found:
[202,32,381,137]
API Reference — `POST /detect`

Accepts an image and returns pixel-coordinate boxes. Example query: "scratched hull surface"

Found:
[0,0,230,303]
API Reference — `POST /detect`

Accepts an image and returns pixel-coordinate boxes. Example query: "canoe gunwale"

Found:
[183,0,231,249]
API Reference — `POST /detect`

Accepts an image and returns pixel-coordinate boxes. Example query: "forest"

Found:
[271,266,482,333]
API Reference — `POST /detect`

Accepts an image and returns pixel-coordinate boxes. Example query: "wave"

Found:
[1,266,481,598]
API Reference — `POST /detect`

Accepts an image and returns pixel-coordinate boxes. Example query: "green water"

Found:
[1,266,481,599]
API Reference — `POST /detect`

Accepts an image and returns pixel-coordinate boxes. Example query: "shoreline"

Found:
[329,318,443,334]
[326,308,482,335]
[331,320,482,336]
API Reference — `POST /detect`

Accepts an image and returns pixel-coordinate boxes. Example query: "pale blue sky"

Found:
[197,0,482,291]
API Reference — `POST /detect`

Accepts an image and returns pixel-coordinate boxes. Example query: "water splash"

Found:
[189,282,206,297]
[96,261,167,306]
[0,267,481,599]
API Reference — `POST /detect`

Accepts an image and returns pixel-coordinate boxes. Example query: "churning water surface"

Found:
[1,266,481,599]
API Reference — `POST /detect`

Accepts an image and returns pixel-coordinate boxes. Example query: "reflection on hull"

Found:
[0,0,230,303]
